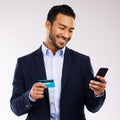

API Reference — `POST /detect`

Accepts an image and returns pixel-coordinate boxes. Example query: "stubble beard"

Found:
[49,32,64,50]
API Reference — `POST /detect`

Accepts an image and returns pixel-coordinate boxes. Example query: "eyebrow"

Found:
[58,23,75,30]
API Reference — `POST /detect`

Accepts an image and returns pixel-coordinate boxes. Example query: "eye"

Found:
[59,27,65,30]
[69,29,73,33]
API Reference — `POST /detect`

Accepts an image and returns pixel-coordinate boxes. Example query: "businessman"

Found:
[10,4,106,120]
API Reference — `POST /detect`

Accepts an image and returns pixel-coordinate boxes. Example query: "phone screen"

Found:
[95,68,108,82]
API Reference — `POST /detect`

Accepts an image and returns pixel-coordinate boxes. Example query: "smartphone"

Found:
[94,68,108,82]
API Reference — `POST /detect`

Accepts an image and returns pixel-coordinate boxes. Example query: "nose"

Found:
[63,30,70,39]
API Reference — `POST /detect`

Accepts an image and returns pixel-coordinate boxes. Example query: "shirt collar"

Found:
[41,42,66,57]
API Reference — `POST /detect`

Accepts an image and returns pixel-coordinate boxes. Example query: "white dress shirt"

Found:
[42,43,65,120]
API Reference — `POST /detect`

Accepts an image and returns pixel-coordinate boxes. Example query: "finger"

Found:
[89,83,105,95]
[36,90,44,95]
[30,88,45,100]
[33,85,46,95]
[33,87,45,93]
[90,84,102,91]
[34,82,46,88]
[89,85,102,96]
[90,81,106,91]
[30,83,46,100]
[96,76,106,83]
[90,80,106,89]
[35,94,44,99]
[32,94,44,100]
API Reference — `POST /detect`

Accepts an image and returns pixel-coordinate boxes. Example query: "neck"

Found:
[43,42,57,55]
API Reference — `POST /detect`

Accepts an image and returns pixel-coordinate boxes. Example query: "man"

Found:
[10,4,106,120]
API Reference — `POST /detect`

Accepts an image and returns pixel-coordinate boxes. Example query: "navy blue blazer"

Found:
[10,47,105,120]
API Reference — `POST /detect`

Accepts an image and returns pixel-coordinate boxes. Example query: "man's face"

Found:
[46,13,75,51]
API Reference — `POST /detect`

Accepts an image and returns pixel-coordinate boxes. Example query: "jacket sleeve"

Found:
[85,57,106,113]
[10,58,35,116]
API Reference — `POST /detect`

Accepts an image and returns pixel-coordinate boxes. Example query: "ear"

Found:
[45,20,51,30]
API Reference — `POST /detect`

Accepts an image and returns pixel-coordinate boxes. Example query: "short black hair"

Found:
[47,4,76,24]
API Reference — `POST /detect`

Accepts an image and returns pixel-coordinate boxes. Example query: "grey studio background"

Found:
[0,0,120,120]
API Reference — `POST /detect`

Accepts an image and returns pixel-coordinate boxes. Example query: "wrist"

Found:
[29,92,36,102]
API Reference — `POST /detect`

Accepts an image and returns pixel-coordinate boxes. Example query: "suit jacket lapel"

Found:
[34,46,46,80]
[33,47,49,100]
[61,47,73,92]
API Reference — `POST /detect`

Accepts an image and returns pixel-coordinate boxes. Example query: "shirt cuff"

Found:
[95,92,104,98]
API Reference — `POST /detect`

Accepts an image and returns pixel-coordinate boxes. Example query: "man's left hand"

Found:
[89,76,107,96]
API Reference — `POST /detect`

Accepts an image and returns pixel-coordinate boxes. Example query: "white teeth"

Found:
[58,37,66,41]
[57,36,68,44]
[59,38,66,43]
[60,38,65,41]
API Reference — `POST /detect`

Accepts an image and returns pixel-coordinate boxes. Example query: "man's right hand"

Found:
[30,82,46,101]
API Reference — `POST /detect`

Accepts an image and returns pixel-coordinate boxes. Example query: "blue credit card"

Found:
[39,79,55,88]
